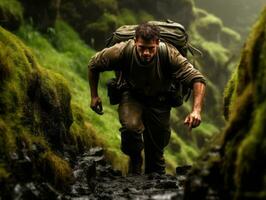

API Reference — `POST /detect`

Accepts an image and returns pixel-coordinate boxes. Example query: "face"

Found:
[135,37,159,63]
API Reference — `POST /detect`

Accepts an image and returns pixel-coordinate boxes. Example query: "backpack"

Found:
[106,19,202,57]
[106,20,201,106]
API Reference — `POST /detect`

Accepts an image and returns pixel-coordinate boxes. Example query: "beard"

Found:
[141,57,151,64]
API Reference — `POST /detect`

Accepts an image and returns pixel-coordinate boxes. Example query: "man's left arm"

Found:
[167,46,206,128]
[184,81,206,128]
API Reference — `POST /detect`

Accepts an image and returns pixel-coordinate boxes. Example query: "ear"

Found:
[134,37,138,44]
[156,39,160,45]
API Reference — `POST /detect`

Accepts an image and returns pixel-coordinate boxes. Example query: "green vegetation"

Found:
[40,151,74,189]
[189,7,266,199]
[0,0,22,16]
[195,0,265,38]
[0,0,23,31]
[0,25,81,192]
[16,20,129,172]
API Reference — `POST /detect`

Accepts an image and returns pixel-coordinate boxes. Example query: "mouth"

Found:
[143,56,151,61]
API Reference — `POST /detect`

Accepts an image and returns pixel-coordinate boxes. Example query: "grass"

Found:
[16,20,128,172]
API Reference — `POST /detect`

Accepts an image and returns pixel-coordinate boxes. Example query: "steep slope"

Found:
[0,20,127,198]
[0,27,74,196]
[185,7,266,200]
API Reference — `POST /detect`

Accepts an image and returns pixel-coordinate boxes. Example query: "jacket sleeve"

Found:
[88,42,127,72]
[167,44,206,87]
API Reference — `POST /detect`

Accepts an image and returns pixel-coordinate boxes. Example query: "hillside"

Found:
[1,0,261,198]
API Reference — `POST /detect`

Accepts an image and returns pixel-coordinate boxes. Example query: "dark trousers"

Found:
[118,91,171,174]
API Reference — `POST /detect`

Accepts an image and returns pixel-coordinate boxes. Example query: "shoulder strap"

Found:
[158,42,170,78]
[159,42,192,101]
[123,40,134,64]
[115,40,134,86]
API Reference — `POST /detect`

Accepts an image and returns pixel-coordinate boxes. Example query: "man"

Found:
[88,23,206,175]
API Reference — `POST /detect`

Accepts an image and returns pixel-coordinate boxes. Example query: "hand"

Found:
[90,96,104,115]
[184,111,201,129]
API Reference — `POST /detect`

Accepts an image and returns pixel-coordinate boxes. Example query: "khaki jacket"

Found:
[89,40,205,96]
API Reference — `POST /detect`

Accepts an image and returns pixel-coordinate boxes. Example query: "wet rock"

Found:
[12,159,33,182]
[3,146,188,200]
[88,147,104,157]
[176,175,187,187]
[89,172,183,200]
[176,165,192,175]
[10,149,33,182]
[155,180,179,189]
[40,182,63,199]
[12,182,62,200]
[80,160,96,180]
[151,192,179,200]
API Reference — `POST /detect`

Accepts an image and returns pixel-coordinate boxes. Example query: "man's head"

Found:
[135,23,160,63]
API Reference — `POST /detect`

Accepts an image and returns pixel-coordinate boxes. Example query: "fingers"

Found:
[192,117,201,128]
[184,116,192,128]
[92,104,104,115]
[184,114,201,128]
[90,98,104,115]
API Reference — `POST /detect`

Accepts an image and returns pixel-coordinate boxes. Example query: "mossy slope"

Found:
[0,26,118,197]
[221,6,266,199]
[185,7,266,200]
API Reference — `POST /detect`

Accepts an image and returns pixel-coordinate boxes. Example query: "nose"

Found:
[143,49,150,56]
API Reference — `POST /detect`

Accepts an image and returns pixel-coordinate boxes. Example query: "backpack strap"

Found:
[115,40,134,87]
[158,42,169,79]
[159,42,192,102]
[123,40,134,64]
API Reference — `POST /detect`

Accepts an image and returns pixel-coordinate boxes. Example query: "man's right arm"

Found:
[88,68,103,115]
[87,41,127,115]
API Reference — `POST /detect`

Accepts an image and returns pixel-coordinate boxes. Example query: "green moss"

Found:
[233,8,266,197]
[90,0,118,12]
[0,26,77,189]
[0,165,10,180]
[221,27,241,43]
[197,13,223,29]
[40,151,74,189]
[165,132,199,171]
[105,149,128,174]
[194,13,223,42]
[87,12,117,33]
[117,9,137,25]
[220,7,266,199]
[0,0,22,16]
[0,119,16,157]
[136,10,154,22]
[235,105,265,191]
[200,41,229,65]
[223,70,238,120]
[17,22,128,171]
[0,41,12,82]
[194,7,208,18]
[193,122,220,147]
[0,0,23,30]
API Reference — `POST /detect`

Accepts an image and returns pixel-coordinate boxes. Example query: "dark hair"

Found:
[135,23,160,41]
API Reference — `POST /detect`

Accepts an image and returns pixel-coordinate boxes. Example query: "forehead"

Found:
[135,37,158,46]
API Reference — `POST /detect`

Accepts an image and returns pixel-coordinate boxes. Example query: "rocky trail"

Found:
[10,147,195,200]
[9,146,222,200]
[69,147,187,200]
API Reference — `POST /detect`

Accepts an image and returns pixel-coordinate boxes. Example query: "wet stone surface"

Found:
[67,147,186,200]
[9,147,191,200]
